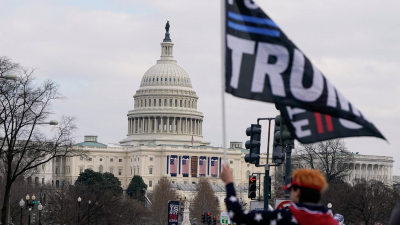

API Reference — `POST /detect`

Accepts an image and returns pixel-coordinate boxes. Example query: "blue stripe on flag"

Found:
[228,11,278,28]
[228,21,280,37]
[167,155,169,174]
[179,156,181,174]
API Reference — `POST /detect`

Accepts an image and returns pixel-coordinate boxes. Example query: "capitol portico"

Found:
[349,155,393,184]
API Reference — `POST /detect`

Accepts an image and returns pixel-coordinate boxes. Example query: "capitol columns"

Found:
[186,118,188,134]
[148,117,151,133]
[133,118,136,134]
[173,117,176,133]
[154,117,158,133]
[178,117,182,134]
[167,117,170,133]
[161,117,164,133]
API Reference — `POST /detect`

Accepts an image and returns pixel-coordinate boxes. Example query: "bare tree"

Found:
[294,139,354,183]
[345,180,395,224]
[190,178,220,222]
[150,177,176,225]
[0,57,78,223]
[42,182,149,225]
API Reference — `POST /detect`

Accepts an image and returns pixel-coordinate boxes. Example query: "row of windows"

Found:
[79,166,123,176]
[135,98,197,109]
[80,157,123,162]
[142,77,190,85]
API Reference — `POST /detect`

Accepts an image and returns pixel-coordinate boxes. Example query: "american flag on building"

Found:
[211,157,218,177]
[170,155,178,177]
[199,156,206,177]
[182,156,189,177]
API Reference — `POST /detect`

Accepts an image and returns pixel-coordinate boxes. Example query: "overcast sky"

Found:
[1,0,399,174]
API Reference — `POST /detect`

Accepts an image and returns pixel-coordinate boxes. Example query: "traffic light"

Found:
[272,115,285,164]
[207,212,212,224]
[274,115,294,146]
[268,176,272,199]
[201,212,206,224]
[213,216,217,225]
[248,175,257,199]
[244,124,261,165]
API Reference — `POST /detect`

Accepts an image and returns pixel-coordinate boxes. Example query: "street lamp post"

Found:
[38,203,42,225]
[26,194,36,225]
[19,199,24,225]
[77,197,81,225]
[88,200,91,225]
[95,202,98,225]
[0,73,17,81]
[327,203,333,216]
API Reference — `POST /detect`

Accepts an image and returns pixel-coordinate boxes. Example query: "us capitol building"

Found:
[35,26,394,199]
[36,27,269,195]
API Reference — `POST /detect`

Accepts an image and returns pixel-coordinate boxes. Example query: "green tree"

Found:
[127,175,147,201]
[75,169,123,196]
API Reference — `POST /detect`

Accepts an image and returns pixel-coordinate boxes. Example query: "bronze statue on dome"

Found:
[165,20,170,33]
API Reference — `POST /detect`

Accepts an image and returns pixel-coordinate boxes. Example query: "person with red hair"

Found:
[220,164,338,225]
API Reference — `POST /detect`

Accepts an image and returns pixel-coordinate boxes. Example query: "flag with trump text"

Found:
[223,0,385,143]
[170,155,178,177]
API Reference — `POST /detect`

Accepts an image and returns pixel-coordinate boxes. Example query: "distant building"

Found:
[350,154,393,184]
[288,153,394,185]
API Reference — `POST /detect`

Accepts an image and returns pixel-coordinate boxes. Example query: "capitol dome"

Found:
[120,25,210,146]
[140,63,192,88]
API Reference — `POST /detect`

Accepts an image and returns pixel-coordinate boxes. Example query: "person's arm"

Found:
[220,164,283,224]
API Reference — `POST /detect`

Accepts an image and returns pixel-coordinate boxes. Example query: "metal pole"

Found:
[88,204,90,225]
[39,211,41,225]
[28,208,31,225]
[284,145,292,198]
[78,203,80,225]
[264,164,269,209]
[20,208,22,225]
[266,120,271,163]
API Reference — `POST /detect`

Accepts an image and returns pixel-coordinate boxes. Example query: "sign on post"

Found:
[32,200,38,205]
[275,198,291,209]
[167,201,180,225]
[220,212,231,225]
[250,201,264,211]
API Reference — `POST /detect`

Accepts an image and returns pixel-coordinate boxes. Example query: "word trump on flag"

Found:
[223,0,384,143]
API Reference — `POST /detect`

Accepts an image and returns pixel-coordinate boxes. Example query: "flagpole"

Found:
[220,0,227,165]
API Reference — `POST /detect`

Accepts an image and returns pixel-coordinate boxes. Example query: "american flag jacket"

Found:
[225,183,338,225]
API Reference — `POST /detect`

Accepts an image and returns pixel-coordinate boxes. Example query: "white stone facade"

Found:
[349,154,393,184]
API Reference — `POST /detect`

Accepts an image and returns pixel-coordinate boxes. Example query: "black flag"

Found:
[277,104,384,143]
[223,0,385,142]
